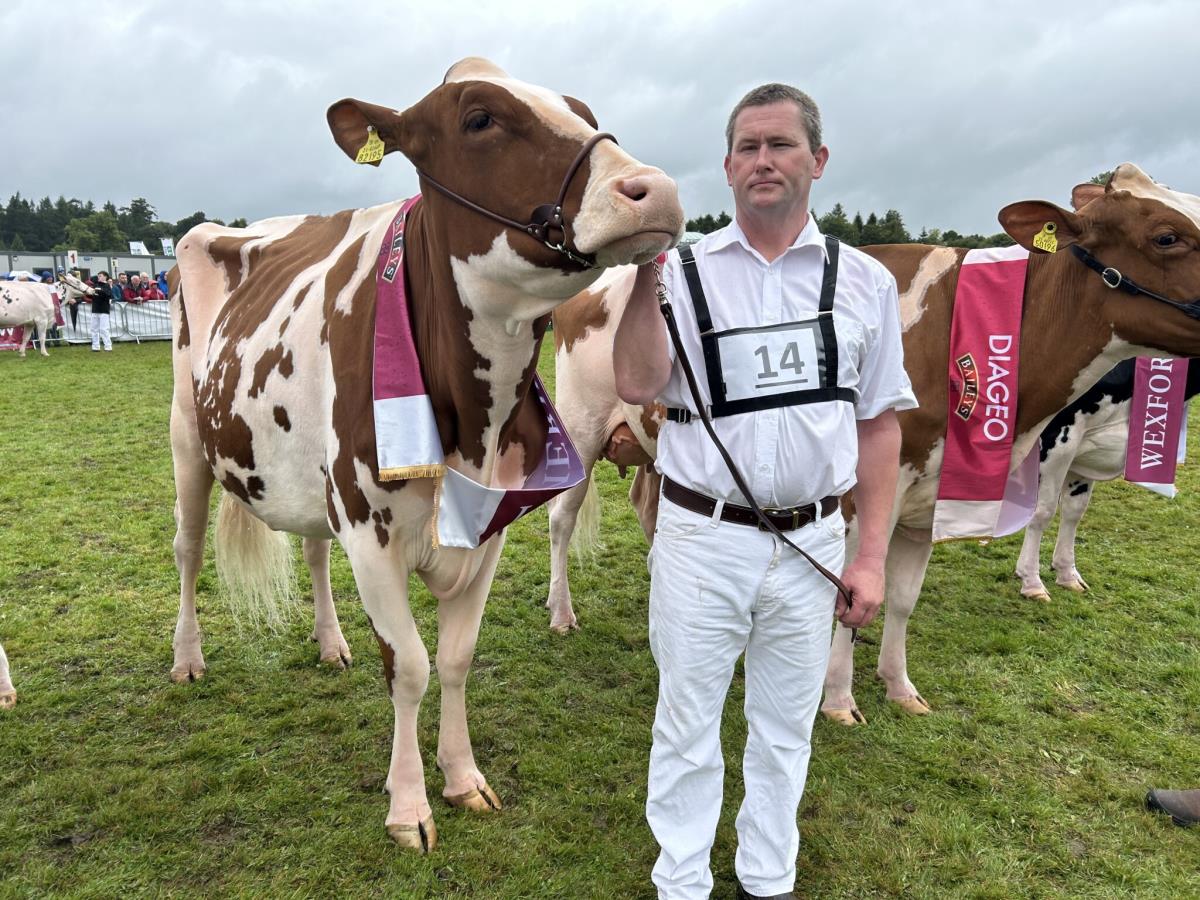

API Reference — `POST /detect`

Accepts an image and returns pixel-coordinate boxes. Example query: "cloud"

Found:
[2,0,1194,235]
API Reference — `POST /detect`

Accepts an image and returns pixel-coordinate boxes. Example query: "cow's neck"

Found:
[405,206,551,488]
[1010,252,1136,459]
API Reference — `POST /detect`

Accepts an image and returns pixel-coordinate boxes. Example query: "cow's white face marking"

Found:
[1111,163,1200,230]
[900,247,957,331]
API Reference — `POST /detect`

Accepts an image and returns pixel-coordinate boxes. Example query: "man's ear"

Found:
[327,98,410,166]
[997,200,1083,253]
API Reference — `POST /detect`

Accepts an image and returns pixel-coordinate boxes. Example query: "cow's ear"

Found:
[997,200,1083,253]
[564,96,598,130]
[1070,183,1106,211]
[327,99,409,167]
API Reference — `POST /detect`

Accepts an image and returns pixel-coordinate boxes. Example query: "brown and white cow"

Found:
[546,265,663,632]
[550,164,1200,724]
[168,57,682,850]
[0,640,14,710]
[0,281,58,357]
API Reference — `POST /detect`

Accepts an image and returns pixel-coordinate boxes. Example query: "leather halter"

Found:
[1070,243,1200,320]
[415,131,616,269]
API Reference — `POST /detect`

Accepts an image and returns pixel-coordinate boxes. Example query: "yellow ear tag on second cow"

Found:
[355,126,385,165]
[1033,221,1058,253]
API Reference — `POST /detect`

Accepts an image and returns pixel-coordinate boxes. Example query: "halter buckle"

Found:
[1101,267,1123,289]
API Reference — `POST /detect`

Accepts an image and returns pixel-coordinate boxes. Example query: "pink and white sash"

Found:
[1125,357,1189,498]
[371,197,585,549]
[933,245,1039,543]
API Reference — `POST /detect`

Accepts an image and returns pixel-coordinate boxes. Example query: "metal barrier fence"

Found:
[55,300,172,344]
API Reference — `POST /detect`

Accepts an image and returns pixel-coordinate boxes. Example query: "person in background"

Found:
[89,271,115,351]
[126,274,144,303]
[114,272,131,301]
[139,271,163,301]
[156,270,169,298]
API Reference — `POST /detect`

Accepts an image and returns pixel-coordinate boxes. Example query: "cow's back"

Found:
[174,205,398,536]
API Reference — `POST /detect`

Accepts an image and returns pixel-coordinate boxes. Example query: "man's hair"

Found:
[725,83,822,154]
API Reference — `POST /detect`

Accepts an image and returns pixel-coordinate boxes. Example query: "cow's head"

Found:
[999,163,1200,355]
[327,57,683,319]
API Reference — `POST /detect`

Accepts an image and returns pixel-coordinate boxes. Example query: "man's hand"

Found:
[836,552,885,628]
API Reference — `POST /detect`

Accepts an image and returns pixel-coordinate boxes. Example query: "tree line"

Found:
[686,204,1014,249]
[0,194,247,254]
[2,191,1018,254]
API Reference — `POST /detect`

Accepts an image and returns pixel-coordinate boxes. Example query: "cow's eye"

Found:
[1154,233,1178,248]
[466,112,493,133]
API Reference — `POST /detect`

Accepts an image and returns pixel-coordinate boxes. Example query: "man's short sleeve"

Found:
[855,270,918,419]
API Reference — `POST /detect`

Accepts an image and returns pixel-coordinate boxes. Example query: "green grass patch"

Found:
[0,341,1197,898]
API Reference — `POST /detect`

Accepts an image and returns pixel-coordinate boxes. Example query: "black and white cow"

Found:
[1016,359,1199,600]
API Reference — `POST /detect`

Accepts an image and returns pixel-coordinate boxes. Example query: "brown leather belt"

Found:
[662,476,838,532]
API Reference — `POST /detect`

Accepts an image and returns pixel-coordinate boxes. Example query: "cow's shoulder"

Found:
[553,265,634,353]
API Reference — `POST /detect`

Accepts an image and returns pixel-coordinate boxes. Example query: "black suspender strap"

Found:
[678,245,725,410]
[819,236,840,390]
[666,237,853,423]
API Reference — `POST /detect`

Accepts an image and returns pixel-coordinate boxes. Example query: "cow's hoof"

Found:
[0,691,15,711]
[170,663,206,684]
[387,816,438,853]
[549,620,579,635]
[316,648,350,672]
[1058,576,1089,593]
[1021,587,1052,602]
[822,706,866,726]
[445,783,502,812]
[890,694,932,715]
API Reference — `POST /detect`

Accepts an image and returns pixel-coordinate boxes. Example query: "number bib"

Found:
[718,321,824,402]
[667,238,855,423]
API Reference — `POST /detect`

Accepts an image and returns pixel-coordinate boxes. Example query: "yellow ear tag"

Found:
[1033,221,1058,253]
[355,126,386,165]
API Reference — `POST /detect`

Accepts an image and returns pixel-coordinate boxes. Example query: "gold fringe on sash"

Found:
[379,463,445,482]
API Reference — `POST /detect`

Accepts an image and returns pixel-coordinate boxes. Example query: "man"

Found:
[614,84,916,899]
[89,272,115,351]
[114,272,131,301]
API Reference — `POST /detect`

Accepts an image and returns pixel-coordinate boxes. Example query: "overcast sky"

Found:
[3,0,1196,237]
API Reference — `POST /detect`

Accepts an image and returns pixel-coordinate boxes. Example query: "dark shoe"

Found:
[736,883,795,900]
[1146,788,1200,826]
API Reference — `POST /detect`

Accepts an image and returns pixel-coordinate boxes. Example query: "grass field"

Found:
[0,340,1197,899]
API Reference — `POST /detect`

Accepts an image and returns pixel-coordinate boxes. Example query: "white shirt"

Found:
[656,216,917,507]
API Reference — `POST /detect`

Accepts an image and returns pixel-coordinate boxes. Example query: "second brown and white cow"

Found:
[169,57,682,850]
[550,164,1200,725]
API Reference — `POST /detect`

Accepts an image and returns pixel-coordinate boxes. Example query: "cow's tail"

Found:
[214,492,297,629]
[569,474,601,557]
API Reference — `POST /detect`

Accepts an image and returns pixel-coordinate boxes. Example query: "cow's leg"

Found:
[170,400,216,683]
[37,320,49,356]
[0,641,14,710]
[546,461,601,634]
[433,535,504,812]
[1052,479,1093,592]
[822,526,934,723]
[629,464,662,544]
[875,527,935,714]
[348,542,435,851]
[303,537,352,668]
[1015,483,1059,602]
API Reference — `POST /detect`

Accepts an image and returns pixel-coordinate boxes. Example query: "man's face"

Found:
[724,101,828,219]
[131,276,141,286]
[118,274,128,284]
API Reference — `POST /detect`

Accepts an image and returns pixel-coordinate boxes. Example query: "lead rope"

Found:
[652,260,856,623]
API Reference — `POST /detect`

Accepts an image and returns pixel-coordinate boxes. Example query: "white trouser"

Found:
[91,312,112,350]
[646,495,844,900]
